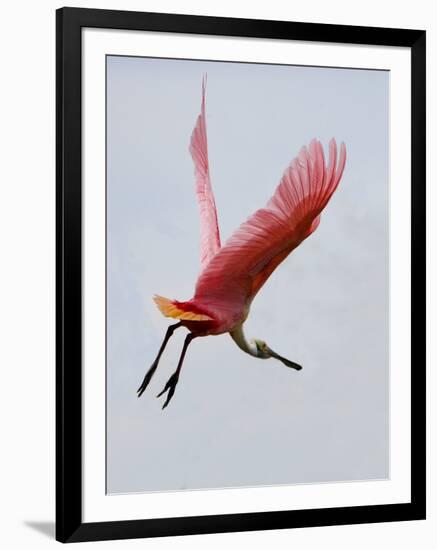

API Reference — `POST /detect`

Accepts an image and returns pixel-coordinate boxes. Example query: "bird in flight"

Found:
[138,76,346,409]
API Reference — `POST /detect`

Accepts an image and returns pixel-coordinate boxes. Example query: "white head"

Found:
[252,339,302,370]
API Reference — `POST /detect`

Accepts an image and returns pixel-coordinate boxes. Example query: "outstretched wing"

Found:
[189,76,221,271]
[193,138,346,316]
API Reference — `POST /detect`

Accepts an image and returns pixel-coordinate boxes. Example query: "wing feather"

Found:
[193,139,346,315]
[189,76,221,270]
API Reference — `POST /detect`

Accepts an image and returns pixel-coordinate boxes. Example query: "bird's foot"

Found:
[156,372,179,409]
[137,363,158,398]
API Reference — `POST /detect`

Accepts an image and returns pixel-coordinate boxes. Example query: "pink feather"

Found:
[189,76,221,271]
[191,138,346,330]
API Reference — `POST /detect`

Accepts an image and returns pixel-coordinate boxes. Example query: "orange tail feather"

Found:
[153,295,213,321]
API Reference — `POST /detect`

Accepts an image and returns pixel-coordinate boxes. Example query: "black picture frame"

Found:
[56,6,426,543]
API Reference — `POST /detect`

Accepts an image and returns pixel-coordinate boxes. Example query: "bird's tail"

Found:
[153,295,213,321]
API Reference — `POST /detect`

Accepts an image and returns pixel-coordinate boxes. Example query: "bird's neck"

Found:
[229,324,259,358]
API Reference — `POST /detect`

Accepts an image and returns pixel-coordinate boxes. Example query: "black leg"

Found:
[157,333,196,409]
[137,322,182,398]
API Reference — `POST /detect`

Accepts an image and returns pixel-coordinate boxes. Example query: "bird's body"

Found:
[138,77,347,408]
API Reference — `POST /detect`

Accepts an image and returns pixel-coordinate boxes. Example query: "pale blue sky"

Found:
[106,55,389,494]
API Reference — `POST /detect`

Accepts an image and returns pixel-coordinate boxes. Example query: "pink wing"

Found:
[193,139,346,318]
[189,76,221,270]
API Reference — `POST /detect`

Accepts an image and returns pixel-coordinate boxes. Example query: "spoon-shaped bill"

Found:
[268,347,302,371]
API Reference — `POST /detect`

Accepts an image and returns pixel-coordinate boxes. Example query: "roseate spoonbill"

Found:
[137,77,346,408]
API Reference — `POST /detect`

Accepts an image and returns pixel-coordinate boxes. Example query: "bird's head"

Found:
[252,339,302,371]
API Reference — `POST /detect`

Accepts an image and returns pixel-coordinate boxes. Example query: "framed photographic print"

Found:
[56,7,426,543]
